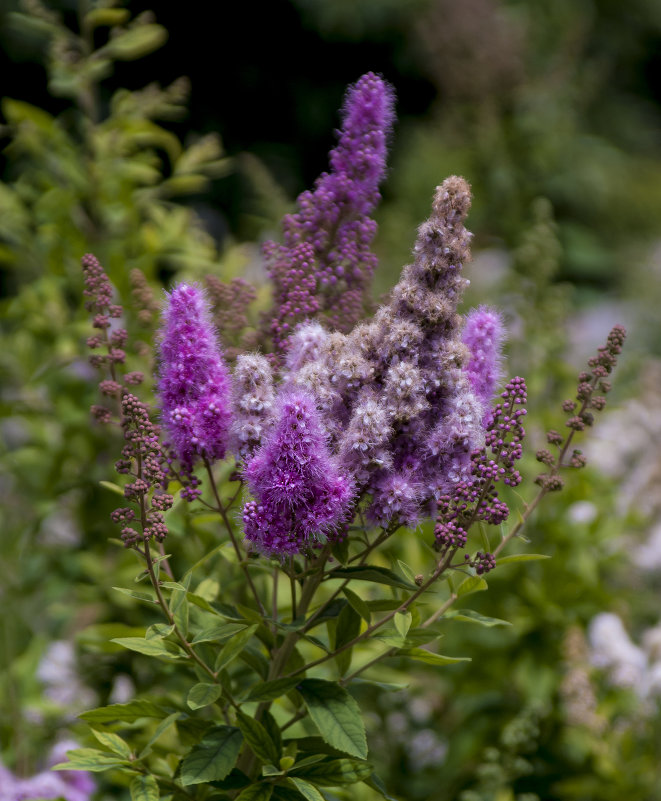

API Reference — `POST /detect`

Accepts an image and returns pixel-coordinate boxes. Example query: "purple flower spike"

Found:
[242,391,353,556]
[265,72,395,353]
[158,283,232,469]
[462,306,505,411]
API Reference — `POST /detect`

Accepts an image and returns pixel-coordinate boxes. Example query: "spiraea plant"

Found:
[57,73,626,801]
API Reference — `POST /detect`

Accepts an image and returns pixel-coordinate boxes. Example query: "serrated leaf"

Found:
[52,748,130,772]
[455,576,488,598]
[237,710,280,766]
[187,683,223,710]
[328,566,416,591]
[298,679,367,759]
[91,729,132,759]
[215,624,258,672]
[287,777,325,801]
[399,647,471,666]
[191,623,248,645]
[130,774,159,801]
[496,553,550,565]
[180,726,243,786]
[243,677,301,703]
[342,588,371,624]
[111,637,183,660]
[291,758,372,786]
[236,784,274,801]
[80,700,168,724]
[445,609,511,627]
[394,611,412,640]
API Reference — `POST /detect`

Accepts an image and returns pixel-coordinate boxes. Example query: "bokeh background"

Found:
[1,1,661,799]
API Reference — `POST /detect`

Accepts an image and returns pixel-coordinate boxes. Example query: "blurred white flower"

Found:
[567,500,598,525]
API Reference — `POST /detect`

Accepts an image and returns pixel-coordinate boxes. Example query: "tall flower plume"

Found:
[265,72,395,354]
[242,391,353,556]
[157,283,232,469]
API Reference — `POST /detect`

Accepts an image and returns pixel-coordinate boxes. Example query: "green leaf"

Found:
[102,24,168,60]
[394,611,412,640]
[397,560,417,585]
[444,609,512,627]
[191,623,248,645]
[330,538,349,565]
[112,587,158,606]
[130,774,160,801]
[334,604,361,676]
[215,624,258,672]
[262,710,283,758]
[180,726,243,786]
[187,683,223,710]
[455,576,488,598]
[399,647,471,666]
[139,713,182,758]
[243,677,301,703]
[495,553,550,565]
[52,748,130,772]
[160,581,188,591]
[146,623,174,640]
[99,480,125,496]
[195,577,220,602]
[291,759,372,786]
[328,566,416,591]
[186,592,225,616]
[236,785,274,801]
[342,588,371,624]
[80,700,168,724]
[171,586,189,638]
[287,777,325,801]
[111,637,183,660]
[237,710,280,766]
[364,773,399,801]
[91,729,132,759]
[298,679,367,759]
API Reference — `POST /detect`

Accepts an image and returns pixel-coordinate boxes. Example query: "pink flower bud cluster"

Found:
[436,376,527,538]
[112,393,171,546]
[82,253,144,422]
[535,325,626,490]
[264,72,395,354]
[157,283,232,470]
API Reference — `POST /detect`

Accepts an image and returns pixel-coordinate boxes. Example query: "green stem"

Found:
[285,551,453,679]
[204,458,266,615]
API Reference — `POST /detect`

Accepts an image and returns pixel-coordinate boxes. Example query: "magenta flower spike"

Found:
[265,72,395,353]
[157,283,232,469]
[462,306,505,412]
[242,390,353,556]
